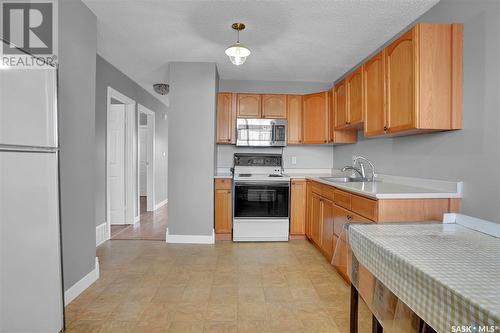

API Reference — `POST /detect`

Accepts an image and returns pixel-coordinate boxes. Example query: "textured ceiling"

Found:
[83,0,439,101]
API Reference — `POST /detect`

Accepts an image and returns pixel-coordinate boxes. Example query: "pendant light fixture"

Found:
[225,23,251,66]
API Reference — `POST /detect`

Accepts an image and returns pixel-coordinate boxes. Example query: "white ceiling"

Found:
[83,0,439,102]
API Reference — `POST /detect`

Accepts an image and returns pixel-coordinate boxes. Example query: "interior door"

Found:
[108,104,126,225]
[139,126,148,196]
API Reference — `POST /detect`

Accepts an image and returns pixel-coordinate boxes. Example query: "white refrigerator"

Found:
[0,63,64,331]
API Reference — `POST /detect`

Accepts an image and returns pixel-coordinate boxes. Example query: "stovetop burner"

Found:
[268,174,283,177]
[238,174,251,177]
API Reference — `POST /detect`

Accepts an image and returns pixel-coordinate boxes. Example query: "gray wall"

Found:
[333,0,500,223]
[217,79,335,170]
[95,55,169,226]
[219,79,332,94]
[168,62,217,236]
[58,0,97,290]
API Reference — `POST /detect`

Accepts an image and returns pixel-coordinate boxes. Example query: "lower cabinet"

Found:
[290,179,307,236]
[321,199,335,260]
[214,178,232,239]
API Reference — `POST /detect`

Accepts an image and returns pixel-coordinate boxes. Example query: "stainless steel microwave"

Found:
[236,118,287,147]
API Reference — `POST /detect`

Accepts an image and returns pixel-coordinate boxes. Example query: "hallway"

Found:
[64,240,372,333]
[110,197,167,241]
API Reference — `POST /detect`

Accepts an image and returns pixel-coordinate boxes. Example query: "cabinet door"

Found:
[310,193,322,246]
[321,199,335,260]
[215,188,232,234]
[237,94,261,118]
[363,51,387,137]
[334,80,347,129]
[262,94,286,119]
[333,205,371,237]
[385,29,416,133]
[302,92,329,144]
[287,95,303,144]
[330,89,358,144]
[216,93,235,144]
[290,180,306,235]
[346,67,363,126]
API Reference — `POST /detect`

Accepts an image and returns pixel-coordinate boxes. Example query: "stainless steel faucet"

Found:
[353,155,375,181]
[341,165,366,180]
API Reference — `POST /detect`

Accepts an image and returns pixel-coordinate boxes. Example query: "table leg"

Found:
[350,284,358,333]
[419,318,437,333]
[372,315,383,333]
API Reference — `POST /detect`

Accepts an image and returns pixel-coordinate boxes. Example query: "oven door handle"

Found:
[234,181,290,187]
[271,121,276,144]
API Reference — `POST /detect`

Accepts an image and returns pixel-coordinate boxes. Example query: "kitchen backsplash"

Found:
[216,144,334,170]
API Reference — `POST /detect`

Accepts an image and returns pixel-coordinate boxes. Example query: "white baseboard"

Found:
[165,228,215,244]
[155,198,168,210]
[64,257,100,305]
[96,222,108,247]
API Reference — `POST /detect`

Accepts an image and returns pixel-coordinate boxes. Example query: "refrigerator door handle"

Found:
[0,145,59,153]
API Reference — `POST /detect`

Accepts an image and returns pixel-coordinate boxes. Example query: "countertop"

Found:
[304,174,462,199]
[214,169,463,200]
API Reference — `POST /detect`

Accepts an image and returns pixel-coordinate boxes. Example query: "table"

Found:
[347,222,500,333]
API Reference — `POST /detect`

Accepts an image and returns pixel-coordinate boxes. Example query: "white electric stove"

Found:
[232,154,290,242]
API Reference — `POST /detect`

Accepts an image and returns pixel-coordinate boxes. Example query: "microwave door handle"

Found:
[271,122,276,144]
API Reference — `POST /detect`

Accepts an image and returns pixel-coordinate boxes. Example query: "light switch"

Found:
[291,156,297,165]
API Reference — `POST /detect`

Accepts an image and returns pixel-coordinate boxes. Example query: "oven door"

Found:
[234,181,289,219]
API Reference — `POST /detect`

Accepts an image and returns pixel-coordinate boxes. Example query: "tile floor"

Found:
[110,197,167,241]
[65,240,373,333]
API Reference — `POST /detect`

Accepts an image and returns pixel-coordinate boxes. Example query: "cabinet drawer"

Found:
[311,182,323,195]
[215,178,232,190]
[351,195,377,221]
[334,189,351,210]
[322,184,335,202]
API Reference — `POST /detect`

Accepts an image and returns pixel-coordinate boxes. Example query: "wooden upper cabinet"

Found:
[384,23,463,135]
[363,51,387,137]
[216,93,236,144]
[302,92,329,144]
[329,89,357,144]
[346,66,363,127]
[236,93,261,118]
[287,95,303,144]
[262,94,286,119]
[386,29,415,133]
[334,80,347,129]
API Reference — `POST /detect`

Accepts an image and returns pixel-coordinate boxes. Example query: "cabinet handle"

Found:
[347,215,352,220]
[323,140,327,143]
[346,121,350,125]
[383,126,388,132]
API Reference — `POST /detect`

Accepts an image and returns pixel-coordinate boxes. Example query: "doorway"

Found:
[138,104,155,214]
[106,87,137,239]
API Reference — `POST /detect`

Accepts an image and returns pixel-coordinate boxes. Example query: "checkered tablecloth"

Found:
[348,223,500,332]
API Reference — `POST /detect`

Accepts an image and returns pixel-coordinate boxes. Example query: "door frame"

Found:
[137,104,156,213]
[106,87,137,239]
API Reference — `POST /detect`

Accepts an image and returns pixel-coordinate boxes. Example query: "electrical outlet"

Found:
[291,156,297,165]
